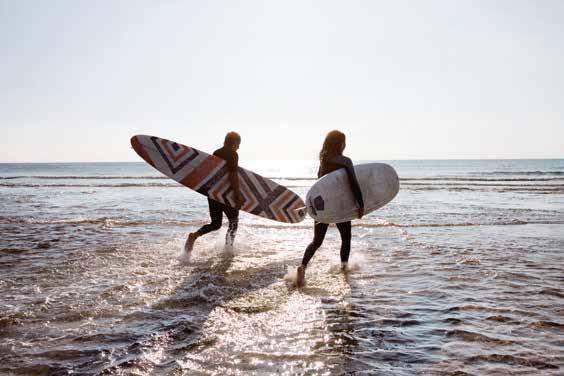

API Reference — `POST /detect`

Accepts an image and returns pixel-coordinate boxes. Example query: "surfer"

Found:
[184,132,244,253]
[296,130,364,287]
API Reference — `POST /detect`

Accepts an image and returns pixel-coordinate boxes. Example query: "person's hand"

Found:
[358,207,364,219]
[234,192,244,210]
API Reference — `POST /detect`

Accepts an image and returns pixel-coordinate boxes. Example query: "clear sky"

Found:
[1,0,563,162]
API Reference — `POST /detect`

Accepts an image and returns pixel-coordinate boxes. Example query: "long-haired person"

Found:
[297,130,364,287]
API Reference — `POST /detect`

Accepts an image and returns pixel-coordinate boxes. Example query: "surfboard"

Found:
[306,163,399,223]
[131,135,306,223]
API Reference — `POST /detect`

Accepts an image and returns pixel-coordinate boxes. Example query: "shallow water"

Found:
[1,160,563,375]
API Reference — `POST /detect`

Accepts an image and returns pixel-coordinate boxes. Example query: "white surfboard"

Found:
[306,163,399,223]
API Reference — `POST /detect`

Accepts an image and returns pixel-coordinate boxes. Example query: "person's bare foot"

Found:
[296,265,305,288]
[184,232,198,253]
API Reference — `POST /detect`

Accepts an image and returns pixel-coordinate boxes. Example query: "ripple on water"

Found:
[465,354,559,371]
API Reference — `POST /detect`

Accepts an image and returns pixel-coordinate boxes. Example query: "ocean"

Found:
[1,159,563,375]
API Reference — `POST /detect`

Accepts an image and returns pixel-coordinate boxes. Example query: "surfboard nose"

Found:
[130,135,142,151]
[130,135,155,167]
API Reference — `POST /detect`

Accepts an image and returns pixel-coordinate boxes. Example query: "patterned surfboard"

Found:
[131,135,306,223]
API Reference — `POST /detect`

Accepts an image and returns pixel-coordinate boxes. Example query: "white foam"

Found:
[328,252,367,274]
[283,266,302,287]
[346,252,367,272]
[176,227,244,264]
[177,250,192,265]
[222,244,237,256]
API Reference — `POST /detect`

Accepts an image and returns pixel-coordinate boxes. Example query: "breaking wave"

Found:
[0,175,167,180]
[472,170,564,176]
[0,183,180,188]
[1,216,561,228]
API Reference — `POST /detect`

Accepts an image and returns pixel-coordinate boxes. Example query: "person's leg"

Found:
[223,204,239,247]
[185,199,223,253]
[297,222,329,287]
[301,222,329,267]
[336,221,352,269]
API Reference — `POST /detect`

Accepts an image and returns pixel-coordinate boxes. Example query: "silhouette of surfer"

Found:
[184,132,244,253]
[297,130,364,287]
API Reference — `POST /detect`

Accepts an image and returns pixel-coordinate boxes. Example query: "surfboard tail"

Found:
[295,206,307,221]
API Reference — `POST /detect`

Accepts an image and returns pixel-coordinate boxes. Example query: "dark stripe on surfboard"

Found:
[254,172,272,194]
[151,136,199,174]
[250,185,286,217]
[282,194,300,222]
[239,169,275,219]
[197,165,230,196]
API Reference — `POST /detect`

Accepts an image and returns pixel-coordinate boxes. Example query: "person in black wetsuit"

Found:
[296,130,364,287]
[184,132,244,254]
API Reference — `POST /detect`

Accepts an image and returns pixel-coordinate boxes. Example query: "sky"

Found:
[1,0,563,162]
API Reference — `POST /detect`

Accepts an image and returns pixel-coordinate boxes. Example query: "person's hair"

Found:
[319,130,345,162]
[224,131,241,148]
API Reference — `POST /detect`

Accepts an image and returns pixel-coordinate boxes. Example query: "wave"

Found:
[4,182,564,195]
[405,186,564,194]
[0,183,180,188]
[2,175,563,183]
[0,183,309,188]
[0,175,318,182]
[445,329,515,345]
[402,182,564,187]
[0,216,203,227]
[401,177,564,181]
[464,354,558,370]
[1,216,561,228]
[264,177,316,181]
[0,175,167,180]
[210,219,563,229]
[276,176,564,182]
[5,183,562,194]
[472,171,564,176]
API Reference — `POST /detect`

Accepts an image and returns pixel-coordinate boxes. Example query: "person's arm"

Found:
[334,156,364,217]
[228,153,243,209]
[229,171,243,209]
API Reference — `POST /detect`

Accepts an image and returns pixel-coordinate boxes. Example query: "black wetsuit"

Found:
[301,155,364,267]
[195,146,239,245]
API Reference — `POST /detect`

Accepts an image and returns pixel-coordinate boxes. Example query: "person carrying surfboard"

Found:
[296,130,364,287]
[184,132,244,253]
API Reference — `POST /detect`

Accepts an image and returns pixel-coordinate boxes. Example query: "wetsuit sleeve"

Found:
[333,156,364,209]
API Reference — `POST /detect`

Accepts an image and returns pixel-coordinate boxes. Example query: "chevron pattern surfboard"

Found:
[131,135,306,223]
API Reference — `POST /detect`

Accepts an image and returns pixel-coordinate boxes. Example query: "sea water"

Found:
[1,160,563,374]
